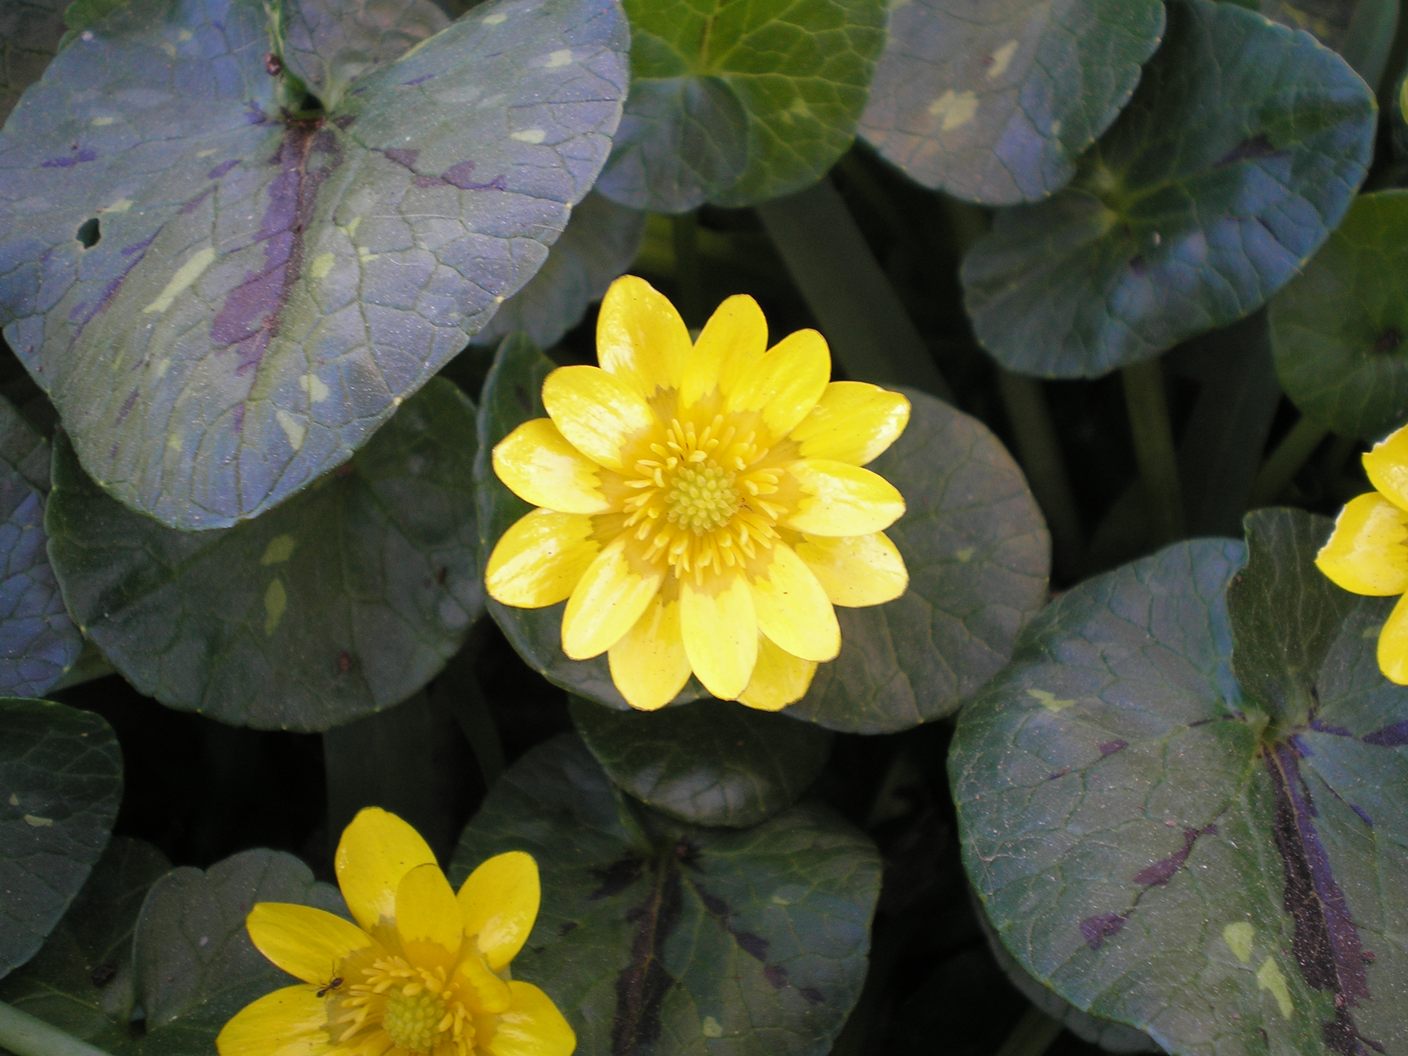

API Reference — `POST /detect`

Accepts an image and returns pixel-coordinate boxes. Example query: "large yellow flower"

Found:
[485,275,910,711]
[1317,422,1408,683]
[216,808,573,1056]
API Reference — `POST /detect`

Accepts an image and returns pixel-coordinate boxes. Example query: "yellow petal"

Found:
[738,637,817,712]
[783,460,906,536]
[395,862,462,968]
[789,382,910,465]
[725,329,830,442]
[457,851,540,971]
[485,510,599,608]
[541,365,656,471]
[492,419,610,515]
[749,543,839,662]
[216,986,332,1056]
[1315,493,1408,596]
[794,532,909,607]
[1364,422,1408,513]
[480,981,576,1056]
[608,592,691,710]
[681,574,757,700]
[680,294,767,409]
[246,903,376,984]
[1378,592,1408,684]
[334,808,436,935]
[596,275,691,397]
[452,948,512,1014]
[561,535,664,659]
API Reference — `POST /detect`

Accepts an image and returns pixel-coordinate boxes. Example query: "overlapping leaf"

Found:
[0,0,64,123]
[46,379,483,731]
[595,0,886,212]
[1269,191,1408,441]
[961,0,1376,378]
[451,734,882,1056]
[859,0,1165,205]
[951,509,1408,1055]
[570,696,833,828]
[0,0,627,528]
[0,698,121,980]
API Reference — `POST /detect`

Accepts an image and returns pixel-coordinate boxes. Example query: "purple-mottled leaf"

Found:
[951,508,1408,1055]
[0,0,627,529]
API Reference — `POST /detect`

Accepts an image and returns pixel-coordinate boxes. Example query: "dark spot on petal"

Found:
[75,217,100,248]
[1079,912,1126,950]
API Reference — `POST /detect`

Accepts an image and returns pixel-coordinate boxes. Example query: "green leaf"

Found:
[0,0,627,529]
[859,0,1165,205]
[961,0,1376,378]
[0,698,121,981]
[788,388,1049,733]
[569,696,833,828]
[1251,1,1399,89]
[0,837,170,1054]
[0,0,65,124]
[951,508,1408,1055]
[595,0,886,212]
[60,0,128,45]
[46,379,483,732]
[1269,191,1408,441]
[470,193,646,350]
[0,402,81,696]
[451,734,882,1056]
[277,0,449,111]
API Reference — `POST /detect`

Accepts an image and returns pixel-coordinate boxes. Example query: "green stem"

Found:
[0,1002,115,1056]
[755,178,953,399]
[991,1005,1063,1056]
[996,371,1082,577]
[1121,358,1184,544]
[1250,416,1329,507]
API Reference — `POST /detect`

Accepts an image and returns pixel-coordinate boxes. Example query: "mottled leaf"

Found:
[961,0,1376,378]
[788,388,1050,733]
[469,193,646,350]
[0,400,81,695]
[278,0,449,110]
[451,734,882,1056]
[46,379,482,732]
[0,0,64,124]
[0,837,170,1054]
[859,0,1165,205]
[0,697,121,980]
[951,509,1408,1055]
[1269,191,1408,441]
[0,0,627,528]
[569,696,833,828]
[595,0,886,212]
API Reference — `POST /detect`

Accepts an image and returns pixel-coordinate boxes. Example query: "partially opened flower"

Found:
[485,275,909,711]
[1316,422,1408,683]
[217,807,572,1056]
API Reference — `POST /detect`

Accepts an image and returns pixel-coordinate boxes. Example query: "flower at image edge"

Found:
[216,807,573,1056]
[1316,422,1408,684]
[484,275,911,711]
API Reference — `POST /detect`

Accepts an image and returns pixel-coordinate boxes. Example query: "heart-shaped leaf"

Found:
[46,378,483,731]
[0,0,64,123]
[0,0,627,528]
[451,734,882,1056]
[961,0,1376,378]
[0,697,121,980]
[951,509,1408,1055]
[569,696,833,828]
[1269,190,1408,441]
[859,0,1165,205]
[595,0,886,212]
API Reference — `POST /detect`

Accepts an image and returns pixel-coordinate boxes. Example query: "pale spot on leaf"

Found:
[310,252,335,279]
[277,409,306,450]
[927,89,978,132]
[261,534,297,566]
[142,246,215,314]
[1256,957,1293,1019]
[1027,688,1073,712]
[92,116,115,126]
[102,198,133,213]
[512,128,547,144]
[24,814,53,828]
[955,547,975,562]
[483,10,507,23]
[544,49,573,68]
[987,40,1018,79]
[7,793,17,806]
[300,373,330,403]
[702,1017,723,1038]
[1222,921,1254,963]
[264,579,288,635]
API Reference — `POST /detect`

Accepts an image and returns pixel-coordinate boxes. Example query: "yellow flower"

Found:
[485,275,910,711]
[216,807,573,1056]
[1316,422,1408,683]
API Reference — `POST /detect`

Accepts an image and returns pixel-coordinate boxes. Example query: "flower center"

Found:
[383,989,449,1053]
[664,461,740,532]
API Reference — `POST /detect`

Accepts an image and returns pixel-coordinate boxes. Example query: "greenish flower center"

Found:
[664,461,741,533]
[383,989,448,1053]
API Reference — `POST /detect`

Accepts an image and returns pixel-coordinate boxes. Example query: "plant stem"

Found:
[0,1002,115,1056]
[991,1005,1063,1056]
[996,370,1081,577]
[671,212,706,327]
[1121,358,1184,544]
[1250,416,1329,507]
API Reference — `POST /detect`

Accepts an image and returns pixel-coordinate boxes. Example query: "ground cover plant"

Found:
[2,0,1407,1054]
